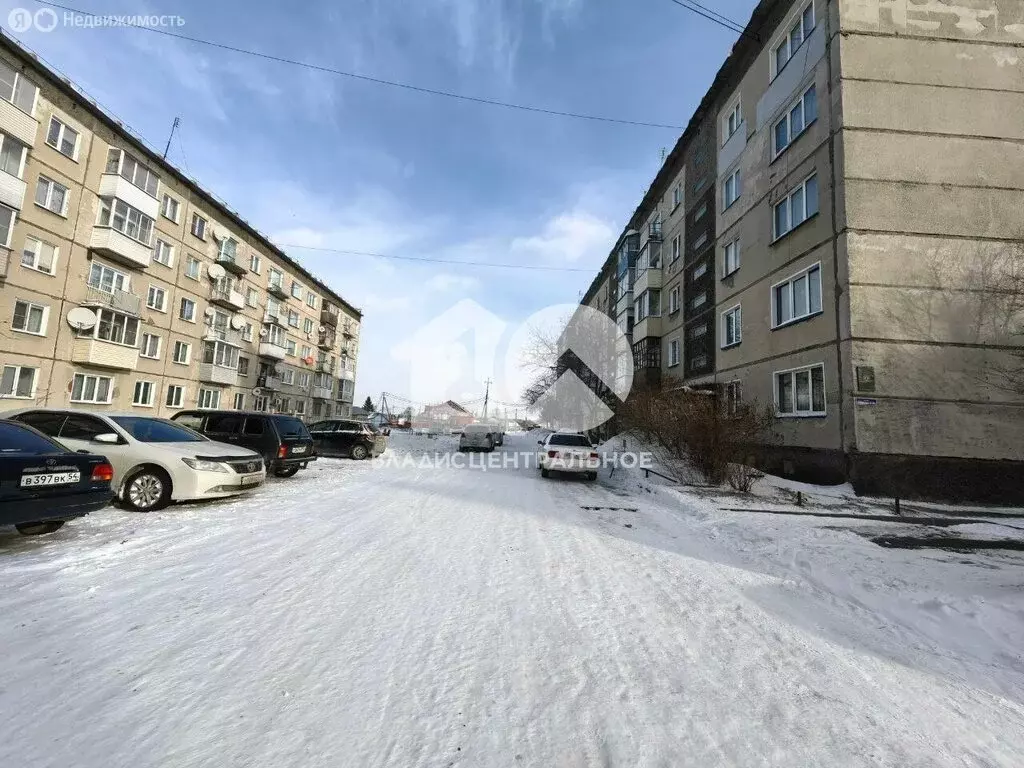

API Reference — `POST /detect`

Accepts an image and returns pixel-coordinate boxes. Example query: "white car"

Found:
[3,409,266,511]
[459,423,495,452]
[538,432,599,480]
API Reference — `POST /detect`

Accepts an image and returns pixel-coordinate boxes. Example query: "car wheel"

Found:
[274,465,300,478]
[122,468,172,512]
[541,468,550,478]
[351,444,369,460]
[15,520,65,536]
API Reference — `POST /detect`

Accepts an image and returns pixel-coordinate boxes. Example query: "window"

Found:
[152,239,174,267]
[281,369,294,385]
[88,262,129,293]
[250,254,262,273]
[173,340,191,364]
[672,183,682,208]
[106,148,160,197]
[306,291,317,309]
[723,169,741,210]
[238,357,250,377]
[97,197,154,245]
[132,381,155,407]
[140,333,161,359]
[689,323,708,340]
[0,134,27,178]
[668,286,680,314]
[179,297,197,322]
[775,363,825,416]
[668,339,681,367]
[693,232,708,252]
[146,285,167,312]
[185,255,201,280]
[295,400,306,416]
[191,212,207,239]
[233,392,245,410]
[71,373,113,404]
[202,340,240,370]
[723,239,740,277]
[88,309,139,347]
[671,234,681,262]
[300,345,312,359]
[161,194,179,222]
[218,236,238,264]
[45,116,78,159]
[12,300,47,335]
[298,372,310,388]
[773,174,819,240]
[166,384,185,408]
[245,287,259,308]
[242,323,254,342]
[18,234,58,275]
[774,85,818,157]
[35,175,68,216]
[773,263,823,327]
[692,262,708,281]
[724,100,741,142]
[291,281,303,299]
[198,389,221,409]
[264,324,286,346]
[285,339,297,356]
[0,61,37,114]
[692,175,708,195]
[303,318,314,334]
[287,309,299,328]
[773,2,815,79]
[0,365,36,398]
[691,293,707,311]
[634,289,661,321]
[269,268,284,291]
[725,381,742,415]
[722,305,742,347]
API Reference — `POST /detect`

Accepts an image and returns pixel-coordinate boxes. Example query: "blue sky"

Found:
[5,0,757,410]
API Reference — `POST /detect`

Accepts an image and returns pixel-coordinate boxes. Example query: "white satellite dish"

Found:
[318,325,326,333]
[251,387,265,397]
[259,328,269,337]
[204,306,216,317]
[67,307,98,331]
[208,263,226,280]
[230,315,245,330]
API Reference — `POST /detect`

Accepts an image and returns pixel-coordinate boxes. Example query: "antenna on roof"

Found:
[163,116,180,160]
[660,147,667,162]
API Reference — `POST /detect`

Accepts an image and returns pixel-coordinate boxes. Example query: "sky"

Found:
[3,0,757,414]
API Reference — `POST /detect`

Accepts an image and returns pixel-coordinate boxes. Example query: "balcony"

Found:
[258,341,287,360]
[82,285,142,316]
[632,315,663,341]
[341,369,355,381]
[256,372,280,391]
[312,385,333,400]
[203,326,243,347]
[97,174,159,220]
[216,255,246,277]
[341,323,356,338]
[267,280,289,300]
[648,220,663,242]
[0,99,38,146]
[263,308,286,327]
[210,284,245,311]
[0,246,8,281]
[337,380,355,402]
[198,363,239,386]
[320,308,339,327]
[71,337,138,371]
[317,329,336,350]
[634,267,663,296]
[315,358,335,375]
[0,170,26,210]
[89,227,151,270]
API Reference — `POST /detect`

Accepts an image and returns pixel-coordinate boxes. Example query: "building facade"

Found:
[0,34,360,420]
[580,0,1024,500]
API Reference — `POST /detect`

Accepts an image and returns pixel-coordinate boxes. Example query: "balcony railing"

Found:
[318,330,336,350]
[210,284,245,311]
[82,285,142,316]
[89,227,152,270]
[215,254,246,276]
[71,337,138,370]
[648,221,663,241]
[198,363,239,386]
[256,373,281,391]
[267,280,289,300]
[341,323,356,338]
[315,358,335,374]
[258,341,287,360]
[312,385,333,400]
[320,308,339,327]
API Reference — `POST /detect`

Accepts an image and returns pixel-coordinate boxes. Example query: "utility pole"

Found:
[163,116,180,160]
[483,378,492,419]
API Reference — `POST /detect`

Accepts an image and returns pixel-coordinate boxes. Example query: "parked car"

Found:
[459,423,495,452]
[4,409,266,511]
[537,432,599,480]
[308,419,387,459]
[170,411,316,477]
[0,419,113,535]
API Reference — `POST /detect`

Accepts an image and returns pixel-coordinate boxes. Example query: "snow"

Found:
[2,431,1023,767]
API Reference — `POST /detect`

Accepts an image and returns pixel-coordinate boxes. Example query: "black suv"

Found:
[171,411,316,477]
[308,419,387,460]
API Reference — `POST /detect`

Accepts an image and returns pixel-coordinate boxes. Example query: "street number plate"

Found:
[21,471,81,487]
[291,446,307,454]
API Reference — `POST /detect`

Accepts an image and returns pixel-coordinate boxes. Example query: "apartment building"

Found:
[0,34,360,420]
[581,0,1024,500]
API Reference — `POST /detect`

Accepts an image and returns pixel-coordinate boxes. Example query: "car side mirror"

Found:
[93,433,119,444]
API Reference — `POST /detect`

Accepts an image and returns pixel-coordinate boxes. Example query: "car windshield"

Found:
[111,417,207,443]
[549,434,591,447]
[272,416,310,438]
[0,422,64,454]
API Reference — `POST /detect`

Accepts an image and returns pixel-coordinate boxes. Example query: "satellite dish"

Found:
[208,263,226,280]
[318,325,326,333]
[230,315,245,330]
[252,387,265,397]
[259,328,269,337]
[204,307,216,317]
[303,356,315,365]
[67,307,98,331]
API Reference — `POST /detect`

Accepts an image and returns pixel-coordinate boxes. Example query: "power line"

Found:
[275,243,598,273]
[30,0,685,130]
[664,0,759,41]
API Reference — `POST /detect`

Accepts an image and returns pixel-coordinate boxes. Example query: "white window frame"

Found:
[246,287,259,308]
[771,1,816,81]
[0,365,37,399]
[97,196,154,246]
[693,232,708,252]
[161,194,180,223]
[692,262,708,281]
[281,369,295,385]
[723,98,741,143]
[723,238,740,277]
[299,372,310,388]
[179,297,197,322]
[197,388,221,410]
[106,148,160,198]
[19,235,60,277]
[725,381,742,415]
[35,175,69,216]
[172,340,191,365]
[139,332,161,359]
[88,262,129,294]
[287,309,300,328]
[285,339,297,356]
[146,285,167,312]
[306,291,317,309]
[268,268,284,292]
[185,255,202,280]
[250,254,262,274]
[0,61,38,116]
[303,318,314,334]
[152,238,174,268]
[242,323,254,342]
[233,392,246,410]
[132,380,155,407]
[668,286,680,314]
[672,183,682,209]
[691,292,707,311]
[772,173,819,241]
[45,116,80,160]
[771,262,823,328]
[70,373,114,404]
[774,362,826,417]
[291,281,303,299]
[191,212,207,240]
[671,234,681,262]
[723,169,741,210]
[12,299,48,336]
[81,308,140,348]
[721,304,742,348]
[773,84,818,159]
[667,338,681,367]
[166,384,185,408]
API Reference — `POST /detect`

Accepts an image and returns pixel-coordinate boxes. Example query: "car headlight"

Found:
[182,457,229,473]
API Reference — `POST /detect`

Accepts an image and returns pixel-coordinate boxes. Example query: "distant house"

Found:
[418,400,475,429]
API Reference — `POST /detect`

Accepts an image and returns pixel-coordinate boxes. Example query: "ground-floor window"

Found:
[198,388,221,409]
[0,365,37,399]
[71,373,113,404]
[774,363,825,416]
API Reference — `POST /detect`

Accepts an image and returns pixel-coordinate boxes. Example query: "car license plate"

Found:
[240,474,262,487]
[291,445,307,454]
[21,471,81,487]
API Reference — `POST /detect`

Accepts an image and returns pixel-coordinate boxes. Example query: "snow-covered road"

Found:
[2,431,1023,767]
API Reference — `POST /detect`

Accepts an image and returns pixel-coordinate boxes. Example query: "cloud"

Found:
[424,273,480,293]
[509,209,615,264]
